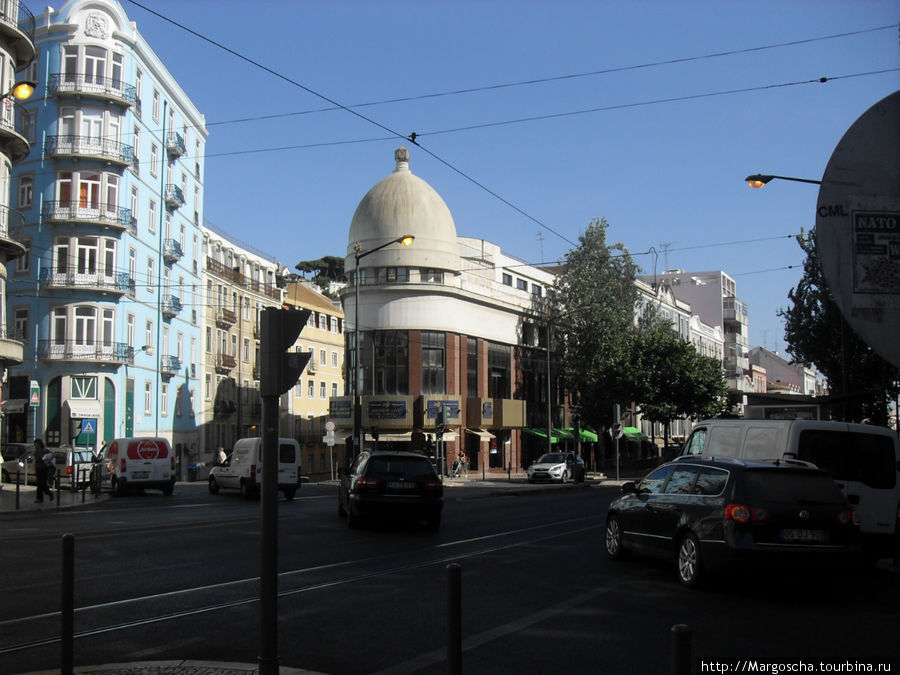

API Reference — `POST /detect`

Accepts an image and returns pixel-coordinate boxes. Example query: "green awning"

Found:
[622,426,648,440]
[524,428,562,443]
[561,427,599,442]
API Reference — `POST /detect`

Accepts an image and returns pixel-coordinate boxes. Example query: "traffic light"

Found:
[260,307,312,396]
[435,403,445,436]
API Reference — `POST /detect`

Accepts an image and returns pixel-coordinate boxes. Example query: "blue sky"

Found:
[123,0,899,355]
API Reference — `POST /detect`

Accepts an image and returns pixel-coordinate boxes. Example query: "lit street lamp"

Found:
[1,80,36,102]
[351,235,414,456]
[745,173,822,188]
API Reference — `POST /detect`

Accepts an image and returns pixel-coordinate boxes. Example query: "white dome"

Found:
[347,147,459,273]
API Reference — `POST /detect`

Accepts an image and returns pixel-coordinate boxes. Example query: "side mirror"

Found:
[620,481,637,494]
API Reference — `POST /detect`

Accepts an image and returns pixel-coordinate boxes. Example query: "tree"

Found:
[549,218,640,429]
[295,256,345,296]
[780,229,899,425]
[631,314,727,446]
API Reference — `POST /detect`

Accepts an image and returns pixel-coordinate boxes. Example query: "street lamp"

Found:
[1,80,35,102]
[351,234,414,456]
[745,173,822,188]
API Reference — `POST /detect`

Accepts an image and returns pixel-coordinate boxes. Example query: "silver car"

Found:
[526,452,585,483]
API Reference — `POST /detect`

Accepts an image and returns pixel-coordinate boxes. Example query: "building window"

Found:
[420,268,443,283]
[148,199,157,233]
[532,283,542,297]
[152,89,160,121]
[17,175,33,208]
[150,143,158,177]
[14,308,28,341]
[144,380,152,415]
[15,244,30,273]
[205,373,211,400]
[331,351,338,368]
[370,330,409,396]
[145,320,153,350]
[421,331,445,395]
[319,381,326,399]
[516,278,527,291]
[307,380,314,398]
[488,342,511,399]
[161,383,168,417]
[147,258,154,291]
[319,348,326,366]
[330,317,338,333]
[331,382,338,398]
[467,337,478,398]
[502,272,512,286]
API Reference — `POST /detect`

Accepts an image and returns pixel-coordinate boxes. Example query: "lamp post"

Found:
[351,235,414,456]
[1,80,35,102]
[744,173,822,188]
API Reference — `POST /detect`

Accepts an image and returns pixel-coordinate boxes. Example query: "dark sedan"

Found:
[605,456,860,587]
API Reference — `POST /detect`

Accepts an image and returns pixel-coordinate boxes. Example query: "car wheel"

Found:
[162,483,174,496]
[605,515,627,559]
[208,476,220,494]
[677,532,703,587]
[561,470,570,483]
[240,479,252,499]
[112,476,127,497]
[283,488,296,501]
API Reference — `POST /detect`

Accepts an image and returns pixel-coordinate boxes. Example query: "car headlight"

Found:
[549,466,562,475]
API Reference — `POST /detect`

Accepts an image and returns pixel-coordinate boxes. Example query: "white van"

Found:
[682,419,900,554]
[93,437,176,496]
[208,437,301,500]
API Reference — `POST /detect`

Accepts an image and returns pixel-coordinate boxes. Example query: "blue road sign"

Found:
[81,419,96,434]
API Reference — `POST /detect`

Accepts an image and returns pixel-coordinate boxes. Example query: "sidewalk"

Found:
[0,481,109,514]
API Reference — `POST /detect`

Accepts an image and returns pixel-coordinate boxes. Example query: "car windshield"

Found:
[739,470,845,505]
[367,457,436,480]
[537,453,567,464]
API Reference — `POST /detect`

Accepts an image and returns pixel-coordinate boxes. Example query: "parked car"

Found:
[526,452,585,483]
[1,446,91,489]
[208,437,301,500]
[92,437,175,496]
[0,443,31,479]
[605,456,860,587]
[338,450,443,530]
[681,418,900,555]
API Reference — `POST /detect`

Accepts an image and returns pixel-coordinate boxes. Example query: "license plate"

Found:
[781,529,826,542]
[387,481,415,489]
[131,471,150,480]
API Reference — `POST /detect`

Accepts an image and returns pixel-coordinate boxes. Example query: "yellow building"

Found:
[282,282,345,481]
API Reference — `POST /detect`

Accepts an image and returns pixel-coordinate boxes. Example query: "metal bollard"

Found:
[16,469,21,510]
[61,533,74,675]
[447,563,462,675]
[671,624,692,675]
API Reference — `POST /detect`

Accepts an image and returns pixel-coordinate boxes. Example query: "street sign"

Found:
[81,419,96,435]
[30,380,40,407]
[325,420,336,432]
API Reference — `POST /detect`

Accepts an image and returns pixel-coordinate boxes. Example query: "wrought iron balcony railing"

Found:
[0,204,25,242]
[160,354,183,377]
[166,131,186,158]
[206,257,281,300]
[38,339,134,364]
[41,200,132,230]
[163,238,183,263]
[161,295,183,319]
[0,325,26,342]
[0,1,35,66]
[45,135,134,166]
[216,352,237,372]
[215,306,236,326]
[39,267,135,295]
[0,99,32,161]
[47,73,136,106]
[164,184,184,209]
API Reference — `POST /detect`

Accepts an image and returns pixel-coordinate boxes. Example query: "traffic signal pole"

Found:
[258,307,311,675]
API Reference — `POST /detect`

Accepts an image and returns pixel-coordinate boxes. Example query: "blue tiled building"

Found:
[7,0,207,466]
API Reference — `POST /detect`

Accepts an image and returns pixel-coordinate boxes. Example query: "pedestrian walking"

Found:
[32,438,53,503]
[459,449,468,477]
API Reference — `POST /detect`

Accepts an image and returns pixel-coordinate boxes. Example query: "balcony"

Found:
[0,205,26,258]
[722,297,748,325]
[163,238,183,264]
[38,339,134,365]
[164,184,184,210]
[39,267,135,296]
[252,363,260,380]
[0,325,25,364]
[45,135,134,167]
[0,1,35,68]
[206,257,282,301]
[161,295,183,319]
[47,73,136,108]
[160,354,182,378]
[0,99,32,162]
[166,131,186,158]
[215,306,236,327]
[41,200,132,231]
[215,352,236,374]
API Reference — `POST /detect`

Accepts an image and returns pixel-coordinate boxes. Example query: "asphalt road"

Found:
[1,481,897,674]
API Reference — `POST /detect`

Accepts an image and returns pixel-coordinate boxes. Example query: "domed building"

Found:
[334,147,559,475]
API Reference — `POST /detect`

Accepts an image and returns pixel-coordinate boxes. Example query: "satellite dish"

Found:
[816,90,900,367]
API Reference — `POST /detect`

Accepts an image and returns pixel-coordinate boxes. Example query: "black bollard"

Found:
[670,624,691,675]
[15,470,21,510]
[62,534,74,674]
[447,563,462,675]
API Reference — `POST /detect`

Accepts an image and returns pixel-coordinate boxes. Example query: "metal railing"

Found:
[161,354,183,377]
[47,73,136,105]
[0,99,32,160]
[206,257,281,300]
[38,339,134,364]
[216,306,236,325]
[41,201,132,229]
[45,135,134,165]
[216,352,236,371]
[166,131,186,157]
[0,325,25,342]
[161,295,183,318]
[0,1,35,46]
[164,184,184,209]
[163,238,183,263]
[39,267,135,295]
[0,204,25,241]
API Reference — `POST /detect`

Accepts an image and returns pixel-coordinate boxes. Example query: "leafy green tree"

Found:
[631,314,727,446]
[295,255,345,296]
[780,229,899,425]
[549,218,640,429]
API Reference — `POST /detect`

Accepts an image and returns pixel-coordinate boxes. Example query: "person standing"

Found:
[459,449,468,478]
[33,438,53,503]
[216,447,227,466]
